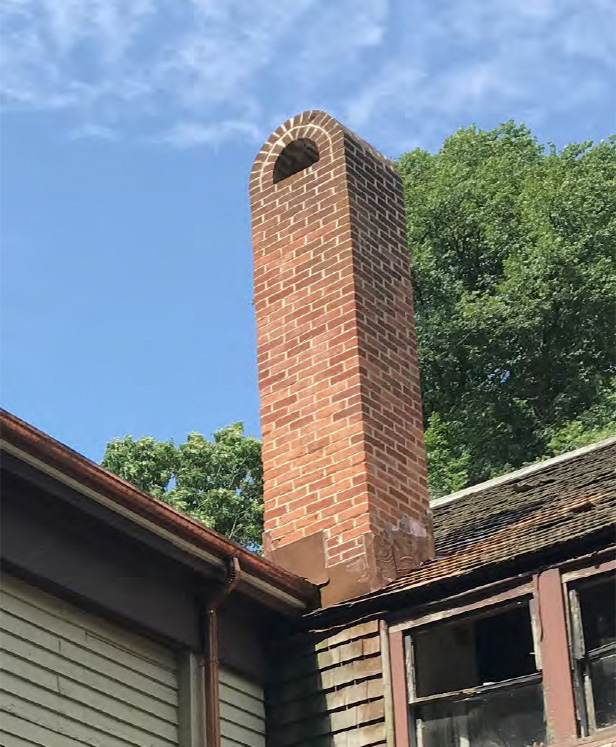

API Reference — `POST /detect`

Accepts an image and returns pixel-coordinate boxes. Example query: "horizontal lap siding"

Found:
[0,574,180,747]
[220,668,266,747]
[267,620,387,747]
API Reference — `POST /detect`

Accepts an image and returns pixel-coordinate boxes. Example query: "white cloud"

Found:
[0,0,614,151]
[343,0,615,151]
[345,64,423,130]
[68,122,120,141]
[154,119,260,148]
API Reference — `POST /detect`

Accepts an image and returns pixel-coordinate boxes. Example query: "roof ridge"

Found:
[430,436,616,509]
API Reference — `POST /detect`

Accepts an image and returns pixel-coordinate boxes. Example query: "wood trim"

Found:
[561,557,616,583]
[536,568,578,743]
[389,630,411,747]
[380,620,396,747]
[389,580,533,633]
[178,651,206,747]
[410,672,542,706]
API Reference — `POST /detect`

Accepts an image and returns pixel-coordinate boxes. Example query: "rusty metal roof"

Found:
[382,438,616,596]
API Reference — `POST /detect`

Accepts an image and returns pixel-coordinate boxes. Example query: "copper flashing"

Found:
[0,409,317,611]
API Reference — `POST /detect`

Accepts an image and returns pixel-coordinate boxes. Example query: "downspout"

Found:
[204,556,242,747]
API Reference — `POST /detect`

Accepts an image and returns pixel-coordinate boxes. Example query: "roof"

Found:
[0,409,317,611]
[3,408,614,616]
[379,437,616,599]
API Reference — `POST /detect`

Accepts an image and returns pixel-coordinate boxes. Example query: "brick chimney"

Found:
[249,111,433,605]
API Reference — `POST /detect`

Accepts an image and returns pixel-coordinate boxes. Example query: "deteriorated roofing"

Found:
[381,438,616,597]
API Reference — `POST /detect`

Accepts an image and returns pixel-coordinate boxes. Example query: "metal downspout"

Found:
[204,556,242,747]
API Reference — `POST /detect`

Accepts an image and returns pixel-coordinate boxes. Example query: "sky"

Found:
[1,0,615,462]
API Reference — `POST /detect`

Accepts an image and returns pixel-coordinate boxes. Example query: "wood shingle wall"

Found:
[267,619,388,747]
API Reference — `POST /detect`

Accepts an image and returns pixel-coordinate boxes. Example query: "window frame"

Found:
[563,564,616,738]
[389,564,607,747]
[403,595,545,747]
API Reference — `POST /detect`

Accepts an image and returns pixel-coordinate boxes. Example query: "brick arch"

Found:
[249,110,340,196]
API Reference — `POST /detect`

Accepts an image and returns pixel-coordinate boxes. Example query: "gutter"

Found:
[0,409,317,612]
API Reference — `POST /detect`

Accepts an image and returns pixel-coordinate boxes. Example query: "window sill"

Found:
[551,725,616,747]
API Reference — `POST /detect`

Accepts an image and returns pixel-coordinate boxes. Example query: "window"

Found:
[405,602,547,747]
[273,138,319,183]
[569,573,616,735]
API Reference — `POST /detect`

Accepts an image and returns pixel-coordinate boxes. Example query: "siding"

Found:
[268,619,387,747]
[220,667,266,747]
[0,574,180,747]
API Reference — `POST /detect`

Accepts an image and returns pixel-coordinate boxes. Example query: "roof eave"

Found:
[0,409,318,613]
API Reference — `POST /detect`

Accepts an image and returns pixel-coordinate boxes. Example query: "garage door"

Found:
[0,573,180,747]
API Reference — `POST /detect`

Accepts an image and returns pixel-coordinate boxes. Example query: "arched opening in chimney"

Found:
[273,138,319,183]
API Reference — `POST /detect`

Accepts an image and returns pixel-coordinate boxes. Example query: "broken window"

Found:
[568,572,616,735]
[405,602,546,747]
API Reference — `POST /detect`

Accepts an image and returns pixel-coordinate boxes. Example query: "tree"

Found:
[102,424,263,547]
[399,123,616,496]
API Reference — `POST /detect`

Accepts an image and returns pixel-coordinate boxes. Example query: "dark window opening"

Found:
[414,604,537,698]
[570,573,616,733]
[579,578,616,651]
[273,138,319,183]
[407,602,546,747]
[415,681,546,747]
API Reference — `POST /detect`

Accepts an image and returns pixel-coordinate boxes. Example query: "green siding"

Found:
[0,574,180,747]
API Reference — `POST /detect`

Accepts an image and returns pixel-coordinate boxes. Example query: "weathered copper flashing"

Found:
[0,409,317,610]
[268,530,328,586]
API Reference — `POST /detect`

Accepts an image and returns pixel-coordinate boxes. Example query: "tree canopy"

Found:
[101,424,263,547]
[400,123,615,495]
[101,122,616,541]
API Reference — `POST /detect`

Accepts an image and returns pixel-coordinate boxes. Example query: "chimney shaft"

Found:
[250,111,432,604]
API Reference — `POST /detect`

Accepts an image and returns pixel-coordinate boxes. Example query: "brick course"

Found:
[250,111,433,604]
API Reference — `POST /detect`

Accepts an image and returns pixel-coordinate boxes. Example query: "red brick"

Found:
[250,111,433,602]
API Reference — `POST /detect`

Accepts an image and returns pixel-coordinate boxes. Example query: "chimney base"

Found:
[267,511,434,605]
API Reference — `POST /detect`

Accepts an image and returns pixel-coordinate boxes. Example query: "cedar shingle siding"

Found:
[268,620,387,746]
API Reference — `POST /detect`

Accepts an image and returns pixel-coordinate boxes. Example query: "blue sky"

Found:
[1,0,615,461]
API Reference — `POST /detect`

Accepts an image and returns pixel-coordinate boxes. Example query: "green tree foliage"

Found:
[399,123,616,497]
[102,424,263,547]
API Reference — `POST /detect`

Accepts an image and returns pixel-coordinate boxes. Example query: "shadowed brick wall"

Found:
[249,110,432,604]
